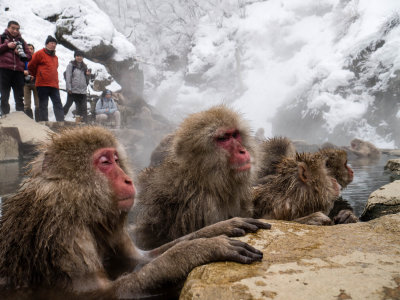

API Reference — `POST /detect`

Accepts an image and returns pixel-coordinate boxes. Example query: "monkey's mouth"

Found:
[118,197,135,211]
[234,162,251,171]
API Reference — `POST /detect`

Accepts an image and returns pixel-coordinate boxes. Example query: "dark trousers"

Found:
[36,86,64,122]
[63,93,87,122]
[0,68,25,115]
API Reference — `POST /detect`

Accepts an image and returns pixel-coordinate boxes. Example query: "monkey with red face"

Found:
[131,105,268,250]
[0,126,269,299]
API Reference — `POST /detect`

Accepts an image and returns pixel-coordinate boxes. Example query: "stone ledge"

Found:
[180,214,400,300]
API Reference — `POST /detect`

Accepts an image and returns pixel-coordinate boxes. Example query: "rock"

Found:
[0,112,51,145]
[0,112,52,158]
[0,127,20,162]
[380,149,400,156]
[180,214,400,300]
[385,158,400,181]
[360,180,400,221]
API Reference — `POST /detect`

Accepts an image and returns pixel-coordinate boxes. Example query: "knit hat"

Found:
[74,50,84,57]
[105,90,112,95]
[45,35,57,45]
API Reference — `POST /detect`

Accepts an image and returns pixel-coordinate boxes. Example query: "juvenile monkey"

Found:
[0,126,269,299]
[320,147,358,224]
[132,105,263,250]
[253,152,341,225]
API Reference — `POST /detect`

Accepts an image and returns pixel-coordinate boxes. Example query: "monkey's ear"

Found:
[298,162,309,183]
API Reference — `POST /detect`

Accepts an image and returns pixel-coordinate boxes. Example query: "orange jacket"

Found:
[28,48,59,89]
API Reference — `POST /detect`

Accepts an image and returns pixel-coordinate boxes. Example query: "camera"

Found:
[15,41,28,62]
[24,74,31,83]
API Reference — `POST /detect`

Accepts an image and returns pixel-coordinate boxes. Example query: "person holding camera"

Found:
[28,35,64,122]
[0,20,32,116]
[63,50,91,123]
[23,43,39,121]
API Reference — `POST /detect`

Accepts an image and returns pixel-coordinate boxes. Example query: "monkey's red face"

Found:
[93,148,136,212]
[215,129,251,171]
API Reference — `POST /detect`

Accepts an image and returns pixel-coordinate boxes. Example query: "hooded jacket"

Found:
[0,29,31,72]
[65,60,89,94]
[28,48,59,89]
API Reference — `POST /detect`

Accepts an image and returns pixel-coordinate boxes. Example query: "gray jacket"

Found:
[65,61,88,94]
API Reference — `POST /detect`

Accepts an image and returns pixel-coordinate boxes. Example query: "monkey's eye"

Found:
[114,153,119,164]
[216,134,230,142]
[99,156,111,164]
[232,130,240,139]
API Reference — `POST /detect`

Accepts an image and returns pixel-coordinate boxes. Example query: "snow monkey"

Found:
[131,105,270,250]
[0,126,269,299]
[253,152,341,225]
[319,147,358,224]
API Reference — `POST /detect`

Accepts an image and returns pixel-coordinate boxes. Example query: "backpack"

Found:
[63,65,76,81]
[63,63,89,85]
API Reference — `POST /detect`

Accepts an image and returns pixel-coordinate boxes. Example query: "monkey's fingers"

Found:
[228,239,263,256]
[241,218,272,230]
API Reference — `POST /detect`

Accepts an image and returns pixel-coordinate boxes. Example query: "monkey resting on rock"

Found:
[132,105,262,250]
[0,126,270,299]
[253,152,342,225]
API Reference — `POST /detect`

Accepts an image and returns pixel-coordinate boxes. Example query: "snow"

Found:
[108,0,398,148]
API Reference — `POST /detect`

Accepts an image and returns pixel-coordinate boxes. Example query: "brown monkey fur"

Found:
[319,148,358,224]
[148,133,174,167]
[253,152,340,225]
[257,136,296,184]
[132,105,259,250]
[0,126,269,298]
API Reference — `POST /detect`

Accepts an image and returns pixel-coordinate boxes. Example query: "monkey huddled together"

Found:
[0,105,358,298]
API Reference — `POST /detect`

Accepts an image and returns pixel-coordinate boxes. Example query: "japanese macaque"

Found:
[0,126,269,299]
[253,152,341,225]
[319,148,358,224]
[131,105,265,250]
[346,138,381,159]
[319,148,354,189]
[257,136,296,184]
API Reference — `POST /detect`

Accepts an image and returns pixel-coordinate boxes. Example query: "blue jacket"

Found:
[95,97,118,114]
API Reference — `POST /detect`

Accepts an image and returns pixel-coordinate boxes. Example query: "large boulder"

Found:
[180,214,400,300]
[0,112,52,159]
[360,180,400,221]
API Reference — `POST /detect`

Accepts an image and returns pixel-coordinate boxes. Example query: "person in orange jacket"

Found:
[28,35,64,121]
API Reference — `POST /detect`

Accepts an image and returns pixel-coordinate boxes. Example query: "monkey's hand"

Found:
[192,217,271,239]
[115,236,263,298]
[333,209,358,224]
[295,212,333,226]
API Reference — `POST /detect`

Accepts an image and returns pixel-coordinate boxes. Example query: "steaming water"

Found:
[0,155,395,217]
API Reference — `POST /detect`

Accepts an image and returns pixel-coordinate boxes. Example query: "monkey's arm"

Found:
[112,236,263,299]
[144,217,270,257]
[294,212,333,225]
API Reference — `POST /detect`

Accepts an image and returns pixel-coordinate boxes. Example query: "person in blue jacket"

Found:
[95,89,120,129]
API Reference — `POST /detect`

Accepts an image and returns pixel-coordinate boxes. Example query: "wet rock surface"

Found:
[360,180,400,221]
[180,214,400,300]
